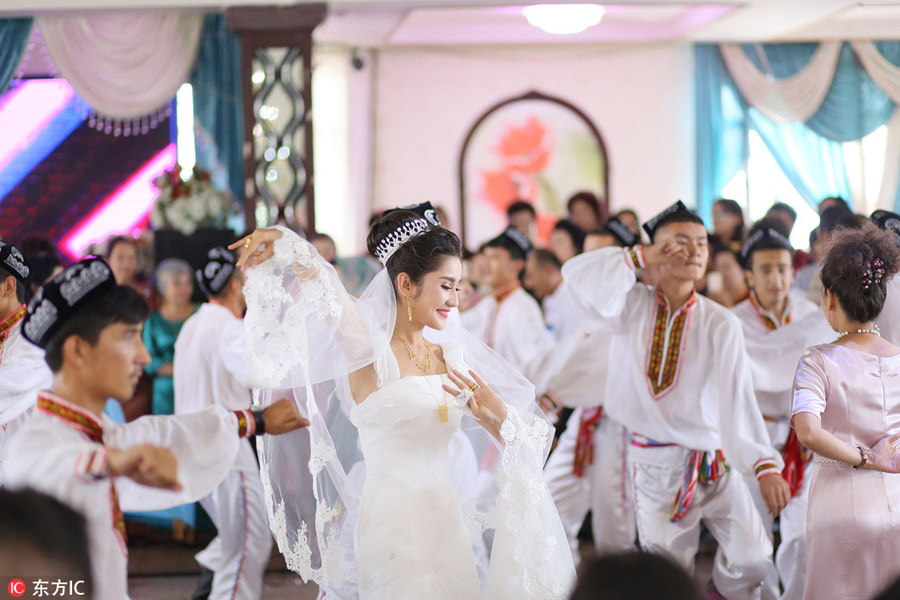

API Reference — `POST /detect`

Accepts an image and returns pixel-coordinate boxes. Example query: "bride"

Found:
[232,207,575,599]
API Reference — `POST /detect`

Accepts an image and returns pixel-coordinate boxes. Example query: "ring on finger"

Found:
[243,237,252,248]
[468,383,478,391]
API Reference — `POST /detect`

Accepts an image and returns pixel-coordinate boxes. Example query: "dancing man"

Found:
[541,217,640,565]
[461,226,554,386]
[174,247,274,600]
[0,242,52,478]
[2,258,307,600]
[562,201,790,599]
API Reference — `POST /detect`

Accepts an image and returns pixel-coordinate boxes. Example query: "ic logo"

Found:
[7,579,25,597]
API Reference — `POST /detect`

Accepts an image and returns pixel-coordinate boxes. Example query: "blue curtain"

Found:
[805,44,895,142]
[695,45,749,224]
[741,42,896,142]
[749,109,852,209]
[698,42,899,214]
[741,43,818,78]
[0,19,33,94]
[190,14,244,204]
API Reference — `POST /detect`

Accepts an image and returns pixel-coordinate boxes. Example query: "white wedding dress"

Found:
[241,227,575,600]
[352,369,482,597]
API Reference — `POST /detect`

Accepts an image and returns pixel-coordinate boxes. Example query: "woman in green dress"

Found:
[143,258,197,414]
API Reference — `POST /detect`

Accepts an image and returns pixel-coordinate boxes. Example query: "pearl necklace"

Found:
[836,328,880,340]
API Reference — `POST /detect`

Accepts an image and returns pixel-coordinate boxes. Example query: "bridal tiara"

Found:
[374,218,430,265]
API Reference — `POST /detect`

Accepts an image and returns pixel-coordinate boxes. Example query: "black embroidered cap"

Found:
[383,202,442,227]
[871,210,900,239]
[603,217,638,248]
[196,247,237,298]
[642,201,694,241]
[22,257,116,348]
[486,226,533,261]
[0,241,30,283]
[739,226,793,268]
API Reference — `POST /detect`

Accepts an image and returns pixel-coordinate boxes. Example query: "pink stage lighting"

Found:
[0,79,75,170]
[59,144,176,260]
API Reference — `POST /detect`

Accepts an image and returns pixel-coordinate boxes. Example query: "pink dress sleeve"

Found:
[791,346,828,425]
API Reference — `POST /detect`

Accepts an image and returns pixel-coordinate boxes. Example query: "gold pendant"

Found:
[438,404,449,423]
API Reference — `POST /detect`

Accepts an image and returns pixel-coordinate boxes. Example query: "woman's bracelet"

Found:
[853,445,868,469]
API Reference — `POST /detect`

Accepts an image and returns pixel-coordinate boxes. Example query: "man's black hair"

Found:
[648,211,705,243]
[43,284,150,372]
[741,218,794,270]
[570,552,702,600]
[506,200,536,218]
[530,248,562,271]
[767,202,798,224]
[0,488,92,587]
[819,205,860,235]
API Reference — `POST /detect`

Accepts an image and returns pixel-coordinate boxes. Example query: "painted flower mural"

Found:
[463,94,607,247]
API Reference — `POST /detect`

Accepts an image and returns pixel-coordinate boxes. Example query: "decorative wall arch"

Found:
[458,90,609,247]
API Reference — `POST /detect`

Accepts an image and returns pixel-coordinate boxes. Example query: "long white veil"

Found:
[242,226,574,599]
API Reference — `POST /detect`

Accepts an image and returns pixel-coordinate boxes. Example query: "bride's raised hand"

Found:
[443,370,508,436]
[229,228,284,271]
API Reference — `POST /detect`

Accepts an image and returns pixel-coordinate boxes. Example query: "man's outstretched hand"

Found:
[263,398,310,435]
[107,445,182,491]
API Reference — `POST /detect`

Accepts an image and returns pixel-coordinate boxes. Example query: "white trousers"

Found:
[544,410,636,566]
[197,441,273,600]
[630,444,776,600]
[742,420,812,600]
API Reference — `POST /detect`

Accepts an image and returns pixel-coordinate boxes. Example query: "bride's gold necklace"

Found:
[396,335,449,422]
[397,334,433,374]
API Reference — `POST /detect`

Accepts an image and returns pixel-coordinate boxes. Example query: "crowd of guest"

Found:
[3,188,900,600]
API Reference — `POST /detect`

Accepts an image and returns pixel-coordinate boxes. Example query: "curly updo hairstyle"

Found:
[820,220,900,323]
[366,210,463,295]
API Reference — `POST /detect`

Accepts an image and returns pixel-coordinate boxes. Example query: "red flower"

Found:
[478,116,553,214]
[494,116,552,174]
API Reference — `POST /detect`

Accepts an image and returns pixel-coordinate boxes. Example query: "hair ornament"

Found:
[861,258,885,290]
[374,218,430,265]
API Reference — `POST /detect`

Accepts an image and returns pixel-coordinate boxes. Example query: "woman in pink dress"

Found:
[792,222,900,600]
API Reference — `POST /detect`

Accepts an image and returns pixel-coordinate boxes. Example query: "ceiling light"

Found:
[522,4,605,35]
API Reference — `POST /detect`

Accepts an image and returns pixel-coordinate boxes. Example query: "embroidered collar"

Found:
[645,290,697,398]
[656,289,697,314]
[0,304,27,364]
[37,391,104,443]
[748,291,792,331]
[492,282,520,304]
[0,304,26,335]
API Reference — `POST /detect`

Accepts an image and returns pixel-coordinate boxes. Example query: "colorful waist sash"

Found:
[631,433,730,522]
[573,407,604,477]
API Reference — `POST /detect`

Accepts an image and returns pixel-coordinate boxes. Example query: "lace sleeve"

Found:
[487,407,576,599]
[242,226,384,389]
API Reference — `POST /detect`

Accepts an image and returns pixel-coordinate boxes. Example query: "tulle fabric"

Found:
[242,227,575,599]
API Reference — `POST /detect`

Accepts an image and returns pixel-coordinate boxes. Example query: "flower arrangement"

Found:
[150,165,238,235]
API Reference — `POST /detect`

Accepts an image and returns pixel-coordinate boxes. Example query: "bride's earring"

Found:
[407,297,413,322]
